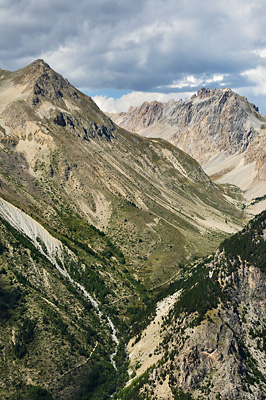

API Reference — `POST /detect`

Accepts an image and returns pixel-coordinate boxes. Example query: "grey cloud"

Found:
[1,0,266,103]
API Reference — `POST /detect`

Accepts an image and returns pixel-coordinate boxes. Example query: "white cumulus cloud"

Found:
[253,48,266,59]
[92,91,194,113]
[242,66,266,95]
[165,74,227,89]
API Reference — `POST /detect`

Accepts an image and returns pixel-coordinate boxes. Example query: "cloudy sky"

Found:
[1,0,266,113]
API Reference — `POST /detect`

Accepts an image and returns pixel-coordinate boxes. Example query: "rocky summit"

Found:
[0,60,265,400]
[109,88,266,214]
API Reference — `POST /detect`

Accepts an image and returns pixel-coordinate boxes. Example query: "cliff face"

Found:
[157,263,266,400]
[122,211,266,400]
[109,88,266,212]
[110,88,263,164]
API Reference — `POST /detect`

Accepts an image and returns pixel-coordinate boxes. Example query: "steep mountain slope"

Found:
[122,211,266,400]
[0,198,130,399]
[109,88,266,213]
[0,60,247,399]
[0,60,244,290]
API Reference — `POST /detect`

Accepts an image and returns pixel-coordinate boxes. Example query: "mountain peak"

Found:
[11,58,79,108]
[27,59,52,75]
[13,58,53,83]
[0,59,116,143]
[195,86,235,100]
[23,59,59,82]
[109,87,266,209]
[196,86,211,98]
[30,58,49,67]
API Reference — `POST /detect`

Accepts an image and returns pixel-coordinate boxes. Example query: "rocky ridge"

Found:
[109,88,266,213]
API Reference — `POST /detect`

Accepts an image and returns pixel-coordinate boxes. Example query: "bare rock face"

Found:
[0,59,116,142]
[0,60,265,400]
[110,88,264,165]
[125,100,164,129]
[14,59,81,107]
[170,262,266,399]
[110,88,266,211]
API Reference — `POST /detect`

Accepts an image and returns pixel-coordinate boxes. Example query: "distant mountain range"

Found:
[0,60,265,399]
[109,87,266,214]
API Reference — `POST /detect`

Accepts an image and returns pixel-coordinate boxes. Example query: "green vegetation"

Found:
[172,388,193,400]
[151,257,228,328]
[0,125,6,134]
[221,210,266,272]
[74,360,116,400]
[14,317,36,359]
[0,283,25,321]
[0,216,49,264]
[118,371,149,400]
[172,262,226,326]
[26,385,53,400]
[52,208,126,265]
[251,194,266,205]
[0,216,126,399]
[0,61,258,399]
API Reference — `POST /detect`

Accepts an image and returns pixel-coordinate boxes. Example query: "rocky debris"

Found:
[126,100,164,129]
[0,59,116,147]
[53,112,73,128]
[0,196,122,399]
[17,59,80,108]
[0,59,261,400]
[47,164,54,177]
[0,135,18,147]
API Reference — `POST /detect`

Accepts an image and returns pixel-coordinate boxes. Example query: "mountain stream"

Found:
[0,198,119,368]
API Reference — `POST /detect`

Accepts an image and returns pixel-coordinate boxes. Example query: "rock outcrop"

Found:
[1,60,266,400]
[110,88,264,165]
[123,211,266,399]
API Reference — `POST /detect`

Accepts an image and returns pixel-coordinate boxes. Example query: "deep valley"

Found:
[0,60,266,399]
